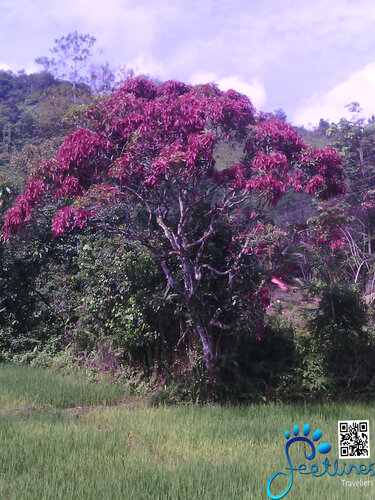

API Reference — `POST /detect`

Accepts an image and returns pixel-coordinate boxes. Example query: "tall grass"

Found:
[1,364,375,499]
[0,363,123,409]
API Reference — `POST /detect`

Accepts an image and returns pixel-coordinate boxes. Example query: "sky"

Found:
[1,0,375,127]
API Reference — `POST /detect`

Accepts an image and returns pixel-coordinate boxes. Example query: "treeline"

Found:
[1,59,375,403]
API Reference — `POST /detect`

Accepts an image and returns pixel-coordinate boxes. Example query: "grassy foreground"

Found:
[1,364,375,499]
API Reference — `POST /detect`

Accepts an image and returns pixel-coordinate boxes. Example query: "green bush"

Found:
[298,286,375,398]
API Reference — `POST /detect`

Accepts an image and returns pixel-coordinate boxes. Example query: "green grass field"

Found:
[1,363,375,499]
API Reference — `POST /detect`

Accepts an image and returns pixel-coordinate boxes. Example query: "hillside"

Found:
[0,70,90,186]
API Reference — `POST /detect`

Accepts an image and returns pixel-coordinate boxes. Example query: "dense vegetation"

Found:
[1,41,375,403]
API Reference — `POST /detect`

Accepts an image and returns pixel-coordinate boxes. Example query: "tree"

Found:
[327,106,375,296]
[86,62,135,96]
[2,78,345,386]
[273,108,287,122]
[35,31,97,103]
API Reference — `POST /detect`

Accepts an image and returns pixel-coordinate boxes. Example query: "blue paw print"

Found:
[285,424,331,455]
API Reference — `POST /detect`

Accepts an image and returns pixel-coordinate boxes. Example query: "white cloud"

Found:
[189,72,267,109]
[217,76,267,109]
[0,62,11,70]
[127,51,169,80]
[294,62,375,127]
[188,71,216,85]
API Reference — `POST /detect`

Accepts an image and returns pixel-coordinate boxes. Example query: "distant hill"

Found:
[296,118,332,149]
[0,70,90,187]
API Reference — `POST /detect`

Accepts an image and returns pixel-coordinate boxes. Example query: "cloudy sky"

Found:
[1,0,375,127]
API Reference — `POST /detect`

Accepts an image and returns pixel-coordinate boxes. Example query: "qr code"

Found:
[338,420,370,459]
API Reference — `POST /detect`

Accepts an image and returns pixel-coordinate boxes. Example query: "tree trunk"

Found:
[186,298,222,386]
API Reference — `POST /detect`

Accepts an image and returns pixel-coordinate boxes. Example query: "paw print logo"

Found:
[267,424,331,499]
[285,424,331,457]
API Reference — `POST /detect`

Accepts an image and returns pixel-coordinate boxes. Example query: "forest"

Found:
[1,33,375,404]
